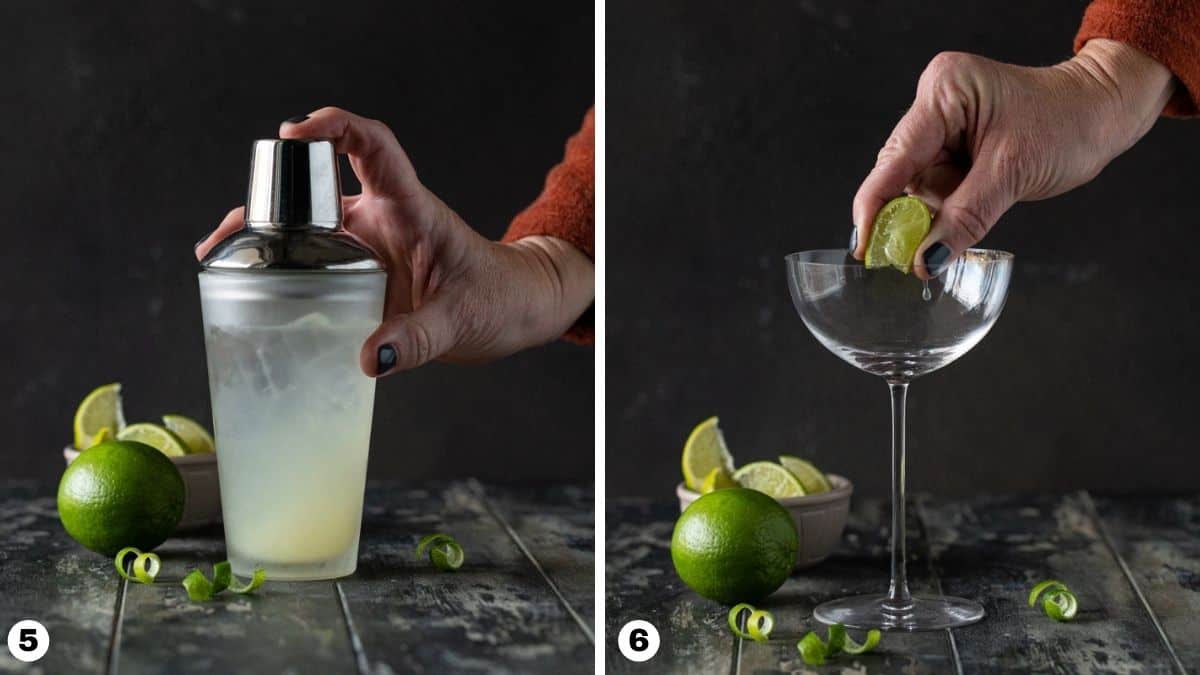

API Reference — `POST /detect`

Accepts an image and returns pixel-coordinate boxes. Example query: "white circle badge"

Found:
[617,619,660,662]
[7,619,49,663]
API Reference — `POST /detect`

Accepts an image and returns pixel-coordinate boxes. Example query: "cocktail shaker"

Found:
[199,140,386,580]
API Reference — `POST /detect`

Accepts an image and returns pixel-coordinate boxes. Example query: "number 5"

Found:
[18,628,37,652]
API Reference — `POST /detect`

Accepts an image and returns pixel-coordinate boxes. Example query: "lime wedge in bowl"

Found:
[733,461,807,499]
[700,467,737,494]
[865,195,931,273]
[118,423,191,458]
[163,415,216,454]
[682,417,735,492]
[74,383,126,450]
[779,455,833,494]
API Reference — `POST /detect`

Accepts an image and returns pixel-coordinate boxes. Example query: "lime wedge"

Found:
[117,423,190,458]
[90,427,114,447]
[163,414,216,454]
[733,461,807,499]
[682,417,736,491]
[778,455,833,494]
[865,195,931,273]
[700,467,737,494]
[74,383,126,450]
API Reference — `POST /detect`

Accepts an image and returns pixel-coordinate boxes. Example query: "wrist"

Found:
[497,236,595,347]
[1068,38,1174,148]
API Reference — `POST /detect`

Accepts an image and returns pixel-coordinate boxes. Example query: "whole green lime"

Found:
[57,440,185,556]
[671,488,798,604]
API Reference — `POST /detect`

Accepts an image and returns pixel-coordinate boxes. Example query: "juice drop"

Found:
[922,280,932,301]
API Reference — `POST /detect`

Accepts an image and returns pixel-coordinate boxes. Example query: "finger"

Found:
[904,153,965,214]
[361,298,457,377]
[195,207,245,261]
[341,200,403,279]
[280,107,422,201]
[850,103,947,259]
[912,163,1015,279]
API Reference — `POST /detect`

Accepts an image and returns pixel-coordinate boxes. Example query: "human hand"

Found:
[196,107,594,376]
[850,39,1175,279]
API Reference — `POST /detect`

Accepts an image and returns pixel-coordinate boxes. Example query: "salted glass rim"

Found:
[785,248,1013,267]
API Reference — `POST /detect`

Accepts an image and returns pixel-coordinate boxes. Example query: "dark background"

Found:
[608,0,1200,497]
[0,1,593,484]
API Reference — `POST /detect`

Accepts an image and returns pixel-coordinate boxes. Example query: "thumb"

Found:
[913,163,1014,279]
[361,298,457,377]
[195,206,245,261]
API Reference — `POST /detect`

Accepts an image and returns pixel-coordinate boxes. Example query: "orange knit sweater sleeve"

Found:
[1074,0,1200,117]
[503,108,595,345]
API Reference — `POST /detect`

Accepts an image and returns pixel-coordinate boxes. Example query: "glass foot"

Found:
[813,594,984,631]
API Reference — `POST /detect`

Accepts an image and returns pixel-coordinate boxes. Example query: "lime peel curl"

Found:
[114,547,161,584]
[416,533,465,572]
[114,546,264,600]
[747,610,774,642]
[228,567,267,594]
[797,632,828,665]
[182,569,214,601]
[1029,579,1078,621]
[798,622,881,666]
[183,562,266,601]
[726,603,774,642]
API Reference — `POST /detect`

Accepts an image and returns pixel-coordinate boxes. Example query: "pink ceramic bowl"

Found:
[676,474,853,568]
[63,445,221,530]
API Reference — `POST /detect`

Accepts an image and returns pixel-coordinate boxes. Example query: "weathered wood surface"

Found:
[488,483,595,634]
[606,498,732,673]
[118,538,356,675]
[1094,495,1199,671]
[921,493,1178,674]
[0,480,593,675]
[608,491,1198,674]
[0,481,118,675]
[339,480,594,674]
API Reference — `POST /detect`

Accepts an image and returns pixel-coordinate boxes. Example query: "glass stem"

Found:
[885,381,912,612]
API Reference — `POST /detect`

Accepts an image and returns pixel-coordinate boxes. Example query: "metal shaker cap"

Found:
[200,139,383,271]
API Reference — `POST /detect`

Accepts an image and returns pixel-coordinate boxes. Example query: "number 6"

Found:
[630,627,648,651]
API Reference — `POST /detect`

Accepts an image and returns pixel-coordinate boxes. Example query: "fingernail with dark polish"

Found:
[376,344,397,375]
[284,114,309,124]
[923,243,951,275]
[848,227,858,252]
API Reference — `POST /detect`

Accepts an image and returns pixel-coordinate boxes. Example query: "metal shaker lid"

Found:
[200,139,383,271]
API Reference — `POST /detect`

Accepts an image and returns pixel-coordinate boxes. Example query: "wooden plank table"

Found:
[0,479,593,674]
[607,492,1197,674]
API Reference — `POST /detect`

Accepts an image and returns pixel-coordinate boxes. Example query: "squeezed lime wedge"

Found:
[865,195,931,274]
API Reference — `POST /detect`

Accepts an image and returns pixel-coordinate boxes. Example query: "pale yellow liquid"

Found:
[204,311,379,580]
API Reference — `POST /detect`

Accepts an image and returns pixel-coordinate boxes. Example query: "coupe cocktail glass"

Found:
[786,248,1013,630]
